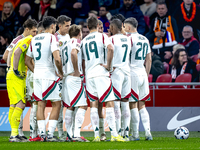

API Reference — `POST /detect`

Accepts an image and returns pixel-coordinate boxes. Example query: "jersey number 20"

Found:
[135,42,148,60]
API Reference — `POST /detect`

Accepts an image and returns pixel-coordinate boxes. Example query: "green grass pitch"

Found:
[0,131,200,150]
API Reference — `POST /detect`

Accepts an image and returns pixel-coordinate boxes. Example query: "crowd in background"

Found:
[0,0,200,83]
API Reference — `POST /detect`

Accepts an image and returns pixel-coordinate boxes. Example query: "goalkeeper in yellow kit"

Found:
[6,19,37,142]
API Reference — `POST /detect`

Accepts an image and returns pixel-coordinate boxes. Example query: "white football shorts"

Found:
[62,75,87,107]
[130,74,150,102]
[111,68,131,100]
[33,77,61,102]
[26,70,34,101]
[86,76,115,103]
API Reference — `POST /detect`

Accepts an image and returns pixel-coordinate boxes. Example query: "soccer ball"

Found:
[174,126,189,139]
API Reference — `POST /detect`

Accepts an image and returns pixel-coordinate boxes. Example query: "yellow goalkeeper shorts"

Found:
[6,71,26,105]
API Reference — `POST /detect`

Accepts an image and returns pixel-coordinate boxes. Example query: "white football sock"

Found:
[18,113,24,136]
[32,104,38,138]
[121,101,130,137]
[65,109,73,138]
[29,106,33,137]
[99,118,105,135]
[129,117,133,136]
[72,107,78,134]
[90,107,99,137]
[57,105,64,137]
[106,107,118,137]
[114,101,121,135]
[37,120,46,136]
[74,108,86,137]
[48,120,58,138]
[131,108,140,137]
[139,107,151,136]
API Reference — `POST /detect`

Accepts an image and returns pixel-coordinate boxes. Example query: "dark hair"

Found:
[0,32,12,44]
[111,14,126,23]
[68,24,81,38]
[42,16,57,29]
[100,5,107,11]
[124,17,138,28]
[110,19,122,31]
[171,49,188,68]
[16,27,24,36]
[87,16,98,30]
[37,21,43,28]
[157,1,167,8]
[23,19,37,29]
[57,15,71,25]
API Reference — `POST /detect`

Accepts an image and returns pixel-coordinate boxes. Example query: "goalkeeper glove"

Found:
[13,69,25,79]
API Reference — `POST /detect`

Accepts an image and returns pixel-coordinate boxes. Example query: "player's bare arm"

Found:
[13,47,25,79]
[25,56,34,73]
[82,59,85,76]
[71,48,80,77]
[53,50,63,79]
[2,50,9,62]
[105,44,114,71]
[145,53,152,77]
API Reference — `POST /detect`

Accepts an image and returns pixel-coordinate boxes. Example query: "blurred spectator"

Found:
[0,2,20,37]
[140,0,156,27]
[0,32,12,55]
[0,0,20,11]
[169,44,185,64]
[98,5,111,32]
[150,53,164,82]
[140,0,156,17]
[18,3,32,25]
[172,0,200,40]
[82,25,89,39]
[88,10,98,18]
[74,0,99,24]
[98,20,104,33]
[98,0,121,15]
[180,25,199,58]
[196,49,200,64]
[32,0,57,22]
[57,0,80,24]
[119,0,146,35]
[146,2,179,63]
[170,49,198,82]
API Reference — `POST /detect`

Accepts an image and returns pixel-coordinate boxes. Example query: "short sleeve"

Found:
[81,41,85,60]
[103,33,113,48]
[51,35,60,53]
[71,39,81,52]
[18,36,32,52]
[26,41,33,58]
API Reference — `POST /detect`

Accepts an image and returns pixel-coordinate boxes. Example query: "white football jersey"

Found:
[62,38,82,76]
[129,32,151,75]
[81,32,113,79]
[6,34,25,51]
[109,34,131,75]
[26,33,60,80]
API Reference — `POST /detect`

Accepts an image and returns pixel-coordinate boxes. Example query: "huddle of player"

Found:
[4,14,153,142]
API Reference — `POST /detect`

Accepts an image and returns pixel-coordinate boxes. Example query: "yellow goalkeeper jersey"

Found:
[10,35,32,73]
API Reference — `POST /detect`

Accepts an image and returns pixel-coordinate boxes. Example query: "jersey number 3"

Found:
[85,41,99,60]
[35,42,41,60]
[135,42,148,60]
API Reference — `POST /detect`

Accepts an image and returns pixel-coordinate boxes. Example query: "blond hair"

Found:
[98,20,103,26]
[68,24,82,38]
[1,2,14,22]
[173,44,185,51]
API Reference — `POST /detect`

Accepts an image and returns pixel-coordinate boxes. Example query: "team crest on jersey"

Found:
[76,43,80,49]
[59,41,63,47]
[22,44,27,49]
[9,45,13,49]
